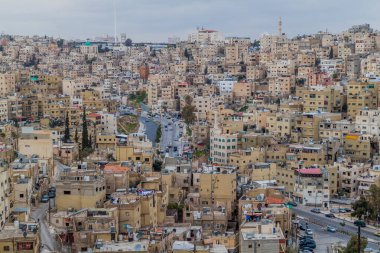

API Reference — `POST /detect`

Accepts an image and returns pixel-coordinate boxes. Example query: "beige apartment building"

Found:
[300,85,345,113]
[55,169,106,211]
[0,72,16,97]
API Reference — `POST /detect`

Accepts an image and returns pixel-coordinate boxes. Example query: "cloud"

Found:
[0,0,379,41]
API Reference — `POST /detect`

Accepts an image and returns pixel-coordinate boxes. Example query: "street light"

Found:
[354,219,366,253]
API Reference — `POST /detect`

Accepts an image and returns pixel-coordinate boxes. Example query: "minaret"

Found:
[278,17,282,36]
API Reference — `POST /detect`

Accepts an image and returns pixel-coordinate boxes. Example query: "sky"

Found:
[0,0,379,42]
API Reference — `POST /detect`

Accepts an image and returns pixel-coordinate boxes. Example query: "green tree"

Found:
[153,160,162,172]
[81,107,90,150]
[155,125,162,143]
[57,39,64,48]
[181,95,196,125]
[352,196,373,220]
[367,184,380,220]
[343,235,367,253]
[184,48,190,60]
[63,111,70,143]
[74,128,79,143]
[89,134,93,148]
[124,38,132,47]
[329,47,334,59]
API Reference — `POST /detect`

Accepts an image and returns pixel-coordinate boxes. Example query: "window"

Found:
[3,246,10,251]
[19,194,24,198]
[17,242,33,251]
[64,191,71,195]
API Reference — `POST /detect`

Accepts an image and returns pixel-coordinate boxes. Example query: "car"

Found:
[325,213,335,218]
[286,201,298,207]
[299,250,314,253]
[339,208,347,213]
[300,235,313,241]
[41,195,49,203]
[330,208,340,213]
[327,226,336,232]
[374,231,380,237]
[305,229,313,235]
[299,224,308,231]
[49,186,56,192]
[310,208,320,213]
[48,191,55,198]
[344,208,352,212]
[300,241,316,249]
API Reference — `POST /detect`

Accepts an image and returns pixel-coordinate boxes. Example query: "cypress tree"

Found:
[63,111,70,143]
[74,128,79,143]
[81,107,89,150]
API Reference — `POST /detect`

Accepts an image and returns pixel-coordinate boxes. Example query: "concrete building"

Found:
[55,169,106,211]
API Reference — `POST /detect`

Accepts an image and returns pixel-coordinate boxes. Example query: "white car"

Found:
[305,229,313,236]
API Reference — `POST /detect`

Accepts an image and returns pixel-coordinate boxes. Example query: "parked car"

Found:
[305,229,313,236]
[286,201,298,207]
[48,191,55,198]
[330,208,340,213]
[327,226,336,232]
[299,239,316,249]
[41,195,49,203]
[310,208,320,213]
[374,231,380,237]
[325,213,335,218]
[300,235,313,241]
[299,224,308,231]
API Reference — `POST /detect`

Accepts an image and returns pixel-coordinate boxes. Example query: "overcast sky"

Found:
[0,0,379,42]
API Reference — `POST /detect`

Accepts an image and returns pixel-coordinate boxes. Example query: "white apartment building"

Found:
[99,111,117,135]
[293,168,330,208]
[210,115,238,165]
[266,60,295,78]
[320,59,344,77]
[217,77,237,94]
[188,29,224,44]
[355,108,380,136]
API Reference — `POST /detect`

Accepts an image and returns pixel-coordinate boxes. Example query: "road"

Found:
[159,116,187,158]
[31,199,57,252]
[140,116,159,146]
[293,206,380,251]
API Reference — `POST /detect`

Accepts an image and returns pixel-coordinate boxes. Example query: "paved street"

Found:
[159,115,186,157]
[293,205,380,251]
[31,199,57,252]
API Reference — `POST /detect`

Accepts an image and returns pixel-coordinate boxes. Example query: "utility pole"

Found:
[48,198,51,226]
[358,225,361,253]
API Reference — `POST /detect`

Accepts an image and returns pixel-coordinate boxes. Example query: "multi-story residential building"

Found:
[335,159,370,198]
[239,220,286,253]
[293,168,330,208]
[343,133,373,162]
[0,72,16,97]
[319,119,354,142]
[55,169,106,211]
[355,108,380,136]
[301,85,345,113]
[210,116,238,165]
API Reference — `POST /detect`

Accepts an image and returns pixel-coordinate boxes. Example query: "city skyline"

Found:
[0,0,379,42]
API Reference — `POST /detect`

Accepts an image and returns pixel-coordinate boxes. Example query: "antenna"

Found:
[278,17,282,35]
[113,0,117,43]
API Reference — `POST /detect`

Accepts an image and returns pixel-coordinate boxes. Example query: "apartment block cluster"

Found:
[0,23,379,252]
